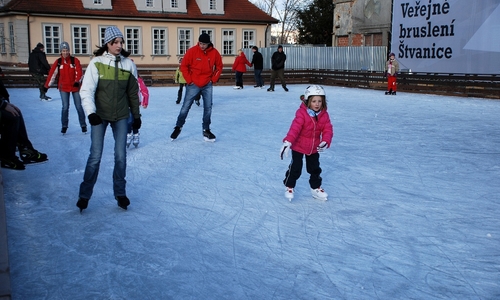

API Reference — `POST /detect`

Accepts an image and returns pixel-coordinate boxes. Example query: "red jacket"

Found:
[181,43,223,88]
[283,103,334,155]
[232,52,251,73]
[45,55,83,93]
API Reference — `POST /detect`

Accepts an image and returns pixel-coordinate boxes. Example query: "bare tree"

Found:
[250,0,307,44]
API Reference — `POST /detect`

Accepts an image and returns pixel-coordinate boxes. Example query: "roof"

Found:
[0,0,278,24]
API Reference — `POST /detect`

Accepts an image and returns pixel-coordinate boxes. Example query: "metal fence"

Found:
[243,46,388,72]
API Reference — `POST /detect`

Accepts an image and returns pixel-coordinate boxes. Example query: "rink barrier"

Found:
[1,67,499,99]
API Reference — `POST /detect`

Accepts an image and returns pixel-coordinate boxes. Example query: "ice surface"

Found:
[3,85,500,299]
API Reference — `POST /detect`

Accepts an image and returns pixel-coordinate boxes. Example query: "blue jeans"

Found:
[60,91,86,128]
[254,69,264,87]
[79,118,128,199]
[176,82,213,130]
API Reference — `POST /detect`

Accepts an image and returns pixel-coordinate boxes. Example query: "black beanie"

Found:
[199,33,211,44]
[36,42,44,49]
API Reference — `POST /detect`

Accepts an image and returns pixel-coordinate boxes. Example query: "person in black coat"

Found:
[251,46,264,88]
[28,42,52,101]
[267,45,288,92]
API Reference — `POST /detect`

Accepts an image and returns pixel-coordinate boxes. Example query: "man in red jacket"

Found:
[170,33,223,142]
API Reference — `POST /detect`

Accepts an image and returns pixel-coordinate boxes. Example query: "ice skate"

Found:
[19,148,48,164]
[285,187,294,201]
[126,133,133,148]
[311,187,328,200]
[203,129,216,142]
[76,197,89,213]
[61,127,68,135]
[0,156,26,170]
[132,133,140,147]
[115,196,130,210]
[170,126,182,140]
[81,126,87,134]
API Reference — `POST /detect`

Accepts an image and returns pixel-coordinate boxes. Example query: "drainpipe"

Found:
[27,13,31,52]
[265,24,269,47]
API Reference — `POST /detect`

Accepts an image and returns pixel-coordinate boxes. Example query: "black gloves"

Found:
[73,82,80,88]
[88,113,102,126]
[132,118,142,130]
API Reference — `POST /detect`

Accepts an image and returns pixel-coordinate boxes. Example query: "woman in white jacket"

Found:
[77,26,141,213]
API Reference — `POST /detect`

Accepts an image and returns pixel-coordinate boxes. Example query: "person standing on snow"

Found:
[267,45,288,92]
[170,33,223,142]
[231,49,252,89]
[250,46,264,88]
[76,26,141,213]
[280,85,333,201]
[385,52,400,95]
[29,43,52,101]
[44,41,87,134]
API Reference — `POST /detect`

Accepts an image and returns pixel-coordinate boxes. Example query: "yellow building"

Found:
[0,0,277,67]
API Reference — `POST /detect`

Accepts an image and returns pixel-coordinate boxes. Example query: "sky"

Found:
[2,84,500,299]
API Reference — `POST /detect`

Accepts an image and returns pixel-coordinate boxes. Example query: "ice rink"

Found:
[3,84,499,299]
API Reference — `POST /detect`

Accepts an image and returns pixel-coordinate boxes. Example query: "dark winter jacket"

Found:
[80,51,140,122]
[283,103,333,155]
[28,47,51,75]
[271,49,286,71]
[251,51,264,70]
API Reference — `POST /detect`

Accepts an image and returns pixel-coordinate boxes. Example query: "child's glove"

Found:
[280,141,292,160]
[317,141,328,152]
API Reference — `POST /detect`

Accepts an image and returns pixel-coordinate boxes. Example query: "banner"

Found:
[392,0,500,74]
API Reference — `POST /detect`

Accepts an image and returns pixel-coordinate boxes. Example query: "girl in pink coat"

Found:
[280,85,334,201]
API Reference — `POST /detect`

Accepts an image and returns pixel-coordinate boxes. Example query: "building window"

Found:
[43,24,61,54]
[209,0,216,10]
[125,27,141,55]
[0,24,5,54]
[222,29,235,55]
[99,26,109,46]
[146,0,153,7]
[94,0,102,4]
[242,30,255,49]
[171,0,178,8]
[200,29,214,44]
[72,25,89,55]
[8,22,15,53]
[152,28,167,55]
[178,28,192,55]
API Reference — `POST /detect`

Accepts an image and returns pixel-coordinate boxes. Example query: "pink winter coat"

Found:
[283,103,334,155]
[137,77,149,108]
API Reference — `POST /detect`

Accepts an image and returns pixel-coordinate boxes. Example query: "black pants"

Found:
[0,109,34,159]
[269,68,287,90]
[235,71,244,88]
[283,150,322,189]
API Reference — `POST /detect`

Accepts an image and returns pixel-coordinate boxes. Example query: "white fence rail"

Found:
[243,46,388,72]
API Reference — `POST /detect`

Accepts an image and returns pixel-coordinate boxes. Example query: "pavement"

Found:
[0,169,12,299]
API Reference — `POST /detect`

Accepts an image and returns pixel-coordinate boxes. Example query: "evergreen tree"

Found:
[295,0,334,45]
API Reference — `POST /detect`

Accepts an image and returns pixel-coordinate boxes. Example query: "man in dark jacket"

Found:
[251,46,264,88]
[267,45,288,92]
[28,42,52,101]
[0,96,48,170]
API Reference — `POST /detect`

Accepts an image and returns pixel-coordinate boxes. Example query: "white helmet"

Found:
[304,85,325,99]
